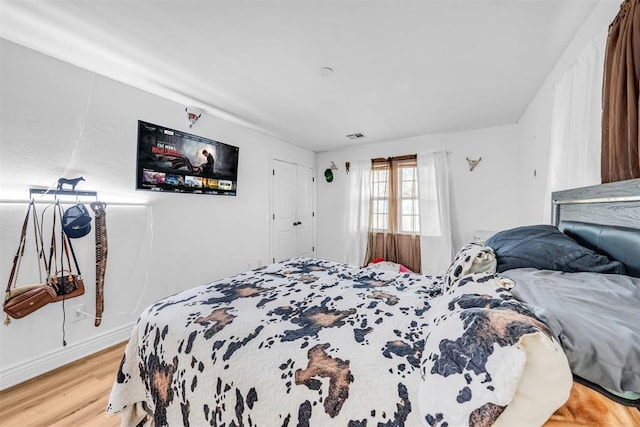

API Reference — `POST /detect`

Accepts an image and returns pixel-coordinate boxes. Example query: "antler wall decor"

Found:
[185,106,203,128]
[466,157,482,171]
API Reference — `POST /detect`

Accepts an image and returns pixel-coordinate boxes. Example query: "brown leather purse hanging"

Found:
[47,202,85,302]
[3,201,57,322]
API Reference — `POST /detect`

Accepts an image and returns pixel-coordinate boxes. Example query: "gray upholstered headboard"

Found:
[552,179,640,278]
[559,221,640,277]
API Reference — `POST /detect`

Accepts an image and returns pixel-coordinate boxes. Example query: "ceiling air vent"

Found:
[346,133,365,140]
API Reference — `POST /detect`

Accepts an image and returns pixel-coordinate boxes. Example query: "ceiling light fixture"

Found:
[319,67,334,77]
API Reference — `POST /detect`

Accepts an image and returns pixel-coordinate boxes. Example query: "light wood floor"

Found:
[0,342,127,427]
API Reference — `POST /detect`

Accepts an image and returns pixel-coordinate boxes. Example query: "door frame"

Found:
[269,156,317,264]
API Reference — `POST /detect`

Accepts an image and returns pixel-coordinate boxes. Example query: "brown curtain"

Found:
[602,0,640,183]
[364,155,421,273]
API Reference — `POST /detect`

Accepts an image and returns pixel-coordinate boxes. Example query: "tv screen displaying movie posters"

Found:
[136,120,239,196]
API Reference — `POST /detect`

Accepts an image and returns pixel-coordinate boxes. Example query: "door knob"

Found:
[293,221,302,226]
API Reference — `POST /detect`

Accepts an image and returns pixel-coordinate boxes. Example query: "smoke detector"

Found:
[346,133,365,140]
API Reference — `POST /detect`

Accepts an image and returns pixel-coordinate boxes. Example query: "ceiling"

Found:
[1,0,599,152]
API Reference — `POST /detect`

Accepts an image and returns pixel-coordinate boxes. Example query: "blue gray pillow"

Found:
[485,225,625,274]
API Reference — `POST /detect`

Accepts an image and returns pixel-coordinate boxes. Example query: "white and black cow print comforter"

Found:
[107,255,572,427]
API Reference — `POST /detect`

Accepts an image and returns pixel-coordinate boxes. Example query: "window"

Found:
[353,152,450,274]
[369,155,419,234]
[366,154,421,272]
[370,167,389,231]
[399,164,419,234]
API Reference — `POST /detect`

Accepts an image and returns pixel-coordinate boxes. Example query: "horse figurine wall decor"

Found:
[57,176,85,191]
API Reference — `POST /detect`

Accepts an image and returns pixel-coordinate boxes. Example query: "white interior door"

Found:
[273,160,296,262]
[271,159,315,262]
[295,164,314,257]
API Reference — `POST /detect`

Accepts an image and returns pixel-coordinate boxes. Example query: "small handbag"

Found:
[4,285,58,319]
[47,203,85,302]
[4,201,56,321]
[49,273,85,302]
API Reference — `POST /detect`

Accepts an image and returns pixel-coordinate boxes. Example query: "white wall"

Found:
[518,0,620,223]
[0,40,315,389]
[316,124,522,263]
[315,0,621,265]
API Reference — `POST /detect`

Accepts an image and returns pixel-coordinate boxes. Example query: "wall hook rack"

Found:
[29,188,98,200]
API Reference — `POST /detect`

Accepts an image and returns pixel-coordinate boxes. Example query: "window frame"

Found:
[369,155,419,235]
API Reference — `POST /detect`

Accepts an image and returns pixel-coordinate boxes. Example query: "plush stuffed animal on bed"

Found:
[366,257,413,273]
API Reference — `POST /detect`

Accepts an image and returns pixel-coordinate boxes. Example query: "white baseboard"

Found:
[0,322,134,391]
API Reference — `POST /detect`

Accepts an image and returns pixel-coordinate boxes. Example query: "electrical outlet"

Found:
[72,304,86,322]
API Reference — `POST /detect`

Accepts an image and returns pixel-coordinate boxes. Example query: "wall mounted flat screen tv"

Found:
[136,120,239,196]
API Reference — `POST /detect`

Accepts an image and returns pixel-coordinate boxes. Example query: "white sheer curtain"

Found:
[417,152,453,274]
[344,160,371,266]
[544,30,606,222]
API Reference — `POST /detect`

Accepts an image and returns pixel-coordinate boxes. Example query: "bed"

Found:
[107,179,640,426]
